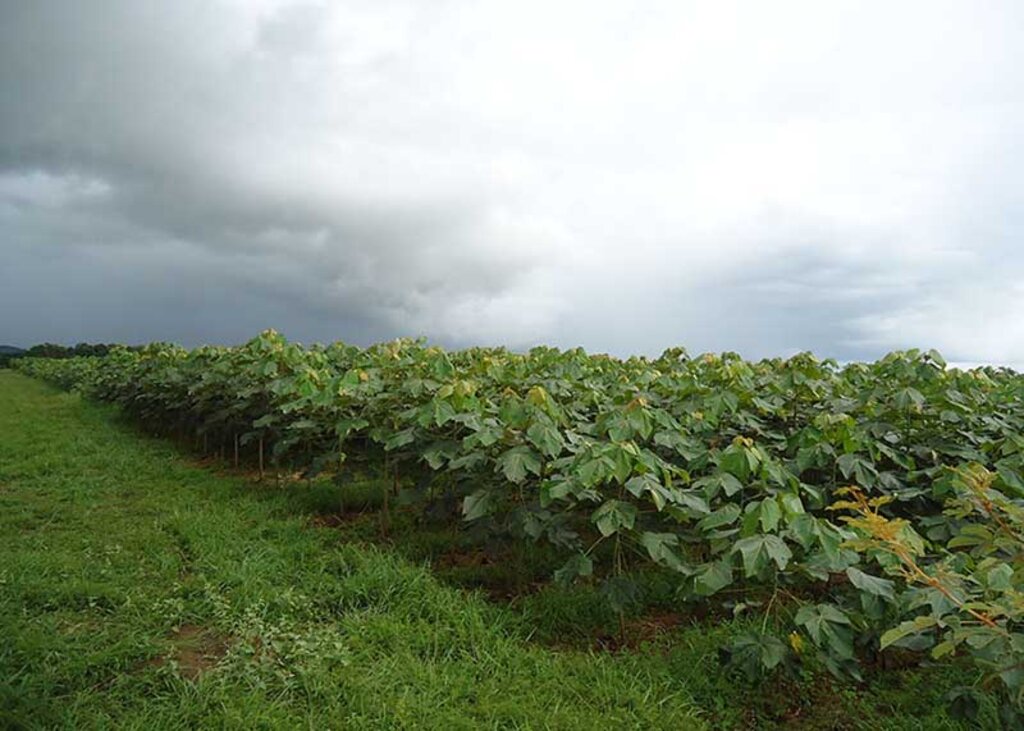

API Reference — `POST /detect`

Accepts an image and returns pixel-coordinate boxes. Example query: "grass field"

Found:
[0,371,997,729]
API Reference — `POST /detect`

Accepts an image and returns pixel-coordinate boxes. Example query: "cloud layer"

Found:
[2,1,1022,363]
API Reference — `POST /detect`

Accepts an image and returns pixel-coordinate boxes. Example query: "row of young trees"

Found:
[16,331,1024,724]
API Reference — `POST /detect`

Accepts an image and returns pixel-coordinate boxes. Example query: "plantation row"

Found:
[16,332,1024,721]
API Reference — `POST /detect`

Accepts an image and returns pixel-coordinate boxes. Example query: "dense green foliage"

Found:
[0,371,994,729]
[16,331,1024,723]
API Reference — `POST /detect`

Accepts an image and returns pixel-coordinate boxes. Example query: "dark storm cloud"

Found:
[1,1,1023,363]
[0,0,545,347]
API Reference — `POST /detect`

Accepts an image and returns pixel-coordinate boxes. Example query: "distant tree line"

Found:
[0,343,125,368]
[24,343,120,358]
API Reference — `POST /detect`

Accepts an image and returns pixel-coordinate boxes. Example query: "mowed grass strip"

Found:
[0,371,702,729]
[0,371,992,729]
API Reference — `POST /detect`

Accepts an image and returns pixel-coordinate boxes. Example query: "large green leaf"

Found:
[694,558,733,596]
[836,453,877,488]
[732,534,792,576]
[846,566,895,600]
[527,420,565,458]
[718,441,760,481]
[759,497,782,533]
[880,616,939,650]
[699,504,741,532]
[640,532,688,573]
[625,473,678,512]
[497,446,542,484]
[795,603,854,659]
[592,500,638,537]
[462,489,495,521]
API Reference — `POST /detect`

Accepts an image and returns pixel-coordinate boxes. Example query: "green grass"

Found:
[0,371,999,729]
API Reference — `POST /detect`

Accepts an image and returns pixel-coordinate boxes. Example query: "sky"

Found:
[1,1,1022,365]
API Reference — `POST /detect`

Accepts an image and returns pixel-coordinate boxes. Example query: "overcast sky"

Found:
[1,1,1022,364]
